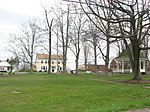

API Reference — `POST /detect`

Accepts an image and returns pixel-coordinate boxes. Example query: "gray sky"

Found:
[0,0,77,69]
[0,0,55,58]
[0,0,116,69]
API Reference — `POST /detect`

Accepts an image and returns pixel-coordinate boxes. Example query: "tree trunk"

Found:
[75,58,79,75]
[84,57,87,71]
[94,42,98,74]
[93,36,98,74]
[48,50,51,74]
[105,37,110,75]
[75,51,80,75]
[30,58,33,73]
[47,18,53,75]
[48,36,51,74]
[131,40,141,80]
[48,20,53,74]
[63,53,67,73]
[61,6,70,73]
[83,43,88,71]
[48,30,52,74]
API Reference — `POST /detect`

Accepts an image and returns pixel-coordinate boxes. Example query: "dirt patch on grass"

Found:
[91,78,150,85]
[121,80,150,84]
[0,74,12,78]
[125,108,150,112]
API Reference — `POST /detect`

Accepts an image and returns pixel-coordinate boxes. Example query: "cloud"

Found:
[0,0,56,58]
[0,9,26,40]
[0,9,27,24]
[0,0,43,17]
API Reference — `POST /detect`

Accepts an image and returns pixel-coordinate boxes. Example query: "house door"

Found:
[140,61,145,73]
[52,66,55,72]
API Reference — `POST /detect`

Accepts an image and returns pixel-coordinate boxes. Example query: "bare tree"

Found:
[43,8,54,74]
[9,18,44,72]
[51,4,71,73]
[112,39,125,56]
[69,6,87,75]
[62,0,116,74]
[84,22,100,74]
[63,0,150,79]
[81,36,91,71]
[81,1,116,74]
[7,56,19,74]
[79,0,150,80]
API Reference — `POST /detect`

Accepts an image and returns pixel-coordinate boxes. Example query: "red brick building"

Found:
[87,64,105,72]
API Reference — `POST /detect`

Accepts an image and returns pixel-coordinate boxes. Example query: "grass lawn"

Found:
[0,73,150,112]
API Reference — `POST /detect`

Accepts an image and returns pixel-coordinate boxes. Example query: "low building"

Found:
[87,64,105,72]
[110,49,148,74]
[78,64,85,70]
[35,54,63,73]
[0,60,11,72]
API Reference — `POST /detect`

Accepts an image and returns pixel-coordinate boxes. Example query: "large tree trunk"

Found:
[48,32,51,74]
[131,40,141,80]
[48,30,52,74]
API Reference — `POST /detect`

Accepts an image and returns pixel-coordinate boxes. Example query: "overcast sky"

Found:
[0,0,56,58]
[0,0,77,69]
[0,0,116,69]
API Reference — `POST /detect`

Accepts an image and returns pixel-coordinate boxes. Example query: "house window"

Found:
[58,61,60,64]
[59,67,62,71]
[41,66,46,70]
[43,66,45,70]
[124,61,130,69]
[7,67,10,71]
[52,66,55,72]
[119,61,122,69]
[45,60,47,64]
[141,61,144,69]
[52,61,54,64]
[41,60,43,64]
[97,65,99,69]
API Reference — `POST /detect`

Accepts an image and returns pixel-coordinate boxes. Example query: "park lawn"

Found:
[0,73,150,112]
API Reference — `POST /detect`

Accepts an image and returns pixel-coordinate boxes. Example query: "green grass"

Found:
[0,73,150,112]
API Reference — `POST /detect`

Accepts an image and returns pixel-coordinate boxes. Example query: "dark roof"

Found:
[116,47,147,60]
[117,49,128,58]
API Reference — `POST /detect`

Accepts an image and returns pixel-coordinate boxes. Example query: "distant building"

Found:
[86,64,105,72]
[78,64,85,70]
[110,48,148,74]
[35,54,63,73]
[0,60,11,72]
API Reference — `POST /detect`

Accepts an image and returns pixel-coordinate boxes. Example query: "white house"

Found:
[110,49,148,74]
[35,54,63,73]
[111,57,147,74]
[0,60,11,72]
